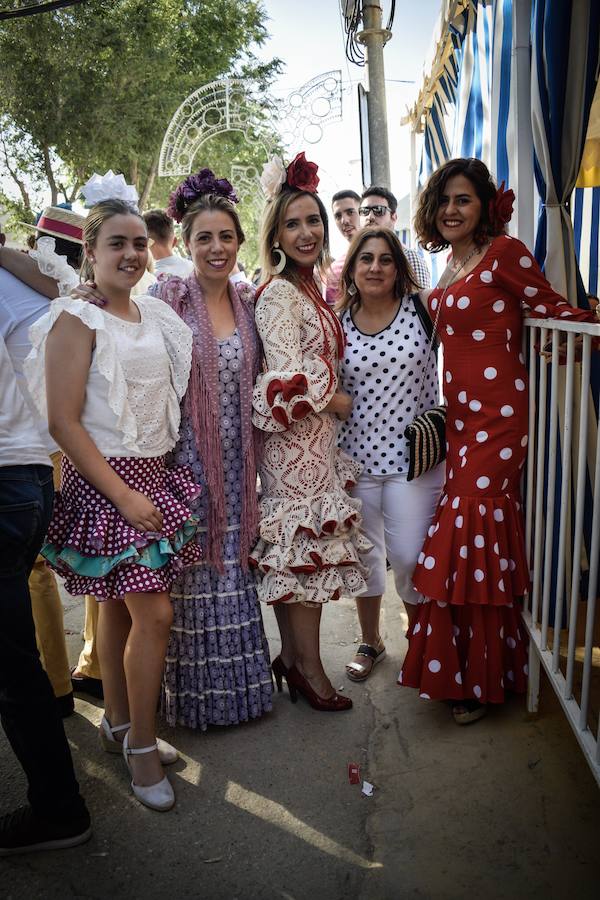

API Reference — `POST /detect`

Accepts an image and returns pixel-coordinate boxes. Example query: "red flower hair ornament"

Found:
[488,181,515,231]
[260,152,320,200]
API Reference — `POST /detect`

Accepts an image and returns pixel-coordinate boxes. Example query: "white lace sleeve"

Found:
[252,280,336,432]
[24,297,139,452]
[135,294,193,402]
[28,237,80,295]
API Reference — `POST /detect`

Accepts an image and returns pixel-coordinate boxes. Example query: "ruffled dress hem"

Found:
[251,456,371,605]
[45,455,201,600]
[398,598,528,704]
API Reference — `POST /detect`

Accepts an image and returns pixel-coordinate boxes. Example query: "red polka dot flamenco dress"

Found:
[399,235,597,704]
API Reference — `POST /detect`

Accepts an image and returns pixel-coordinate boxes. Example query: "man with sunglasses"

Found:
[360,186,430,289]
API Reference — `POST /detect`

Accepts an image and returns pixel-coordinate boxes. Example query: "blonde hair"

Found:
[258,190,332,286]
[80,199,145,282]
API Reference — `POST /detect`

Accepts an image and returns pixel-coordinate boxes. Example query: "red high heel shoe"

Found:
[271,656,289,693]
[287,666,353,712]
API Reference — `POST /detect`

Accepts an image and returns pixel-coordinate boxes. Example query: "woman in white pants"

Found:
[338,227,444,681]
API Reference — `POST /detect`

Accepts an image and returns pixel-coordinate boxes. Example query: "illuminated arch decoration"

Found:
[230,163,264,211]
[159,71,343,177]
[278,71,342,149]
[159,78,276,177]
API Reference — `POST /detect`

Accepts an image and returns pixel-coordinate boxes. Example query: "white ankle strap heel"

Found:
[99,714,178,765]
[99,715,130,754]
[122,732,175,812]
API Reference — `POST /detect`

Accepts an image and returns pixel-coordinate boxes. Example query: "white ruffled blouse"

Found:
[24,295,193,458]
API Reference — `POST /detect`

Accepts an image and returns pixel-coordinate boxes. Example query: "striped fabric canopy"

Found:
[531,0,600,304]
[409,0,600,301]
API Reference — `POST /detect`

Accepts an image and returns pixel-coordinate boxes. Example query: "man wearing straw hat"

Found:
[0,207,103,711]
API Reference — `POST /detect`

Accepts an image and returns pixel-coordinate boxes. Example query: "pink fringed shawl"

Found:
[159,273,261,572]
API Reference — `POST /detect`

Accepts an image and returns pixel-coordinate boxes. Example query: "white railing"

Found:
[523,317,600,787]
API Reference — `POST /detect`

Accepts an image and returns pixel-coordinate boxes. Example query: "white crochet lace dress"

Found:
[251,278,370,606]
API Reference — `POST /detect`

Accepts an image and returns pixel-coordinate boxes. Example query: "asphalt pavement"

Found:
[2,579,599,900]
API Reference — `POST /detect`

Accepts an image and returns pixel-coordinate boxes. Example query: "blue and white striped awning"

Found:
[406,0,600,298]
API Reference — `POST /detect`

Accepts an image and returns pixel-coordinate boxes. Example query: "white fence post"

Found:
[522,318,600,786]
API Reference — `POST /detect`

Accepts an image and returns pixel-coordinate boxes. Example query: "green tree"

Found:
[0,0,280,232]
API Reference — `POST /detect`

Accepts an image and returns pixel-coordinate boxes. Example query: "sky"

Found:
[258,0,441,253]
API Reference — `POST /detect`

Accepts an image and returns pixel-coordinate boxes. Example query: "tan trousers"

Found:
[28,452,71,698]
[28,452,102,691]
[75,596,101,679]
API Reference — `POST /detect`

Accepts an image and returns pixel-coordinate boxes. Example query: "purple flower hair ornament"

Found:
[167,169,239,222]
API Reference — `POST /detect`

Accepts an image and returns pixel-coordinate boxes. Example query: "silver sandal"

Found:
[346,643,386,682]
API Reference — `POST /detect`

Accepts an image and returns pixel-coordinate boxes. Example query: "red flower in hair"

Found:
[488,181,515,230]
[286,152,320,193]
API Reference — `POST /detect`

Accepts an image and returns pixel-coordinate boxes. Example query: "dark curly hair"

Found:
[415,157,504,252]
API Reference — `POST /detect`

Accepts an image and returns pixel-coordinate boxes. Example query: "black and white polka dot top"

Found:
[339,296,439,476]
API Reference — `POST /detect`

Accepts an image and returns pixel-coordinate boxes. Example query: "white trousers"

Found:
[352,466,444,602]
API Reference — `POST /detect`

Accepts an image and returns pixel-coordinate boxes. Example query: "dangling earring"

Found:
[348,281,357,296]
[271,241,286,275]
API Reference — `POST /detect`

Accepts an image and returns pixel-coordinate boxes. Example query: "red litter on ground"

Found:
[348,763,360,784]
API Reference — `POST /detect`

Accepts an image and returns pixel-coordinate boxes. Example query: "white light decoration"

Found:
[159,72,343,177]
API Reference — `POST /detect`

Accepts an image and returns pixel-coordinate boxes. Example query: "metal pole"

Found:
[409,127,418,247]
[357,0,391,187]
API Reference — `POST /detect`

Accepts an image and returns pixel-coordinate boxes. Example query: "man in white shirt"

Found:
[143,209,194,279]
[325,190,361,305]
[0,258,78,716]
[0,235,103,705]
[0,303,91,854]
[360,185,431,290]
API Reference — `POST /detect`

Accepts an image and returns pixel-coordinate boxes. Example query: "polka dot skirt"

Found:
[399,600,528,703]
[44,455,201,601]
[400,235,596,703]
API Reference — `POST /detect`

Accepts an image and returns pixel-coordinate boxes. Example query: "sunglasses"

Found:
[359,205,391,217]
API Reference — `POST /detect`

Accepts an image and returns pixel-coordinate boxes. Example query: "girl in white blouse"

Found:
[338,228,444,682]
[25,198,198,812]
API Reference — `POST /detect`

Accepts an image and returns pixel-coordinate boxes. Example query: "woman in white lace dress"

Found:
[250,153,370,711]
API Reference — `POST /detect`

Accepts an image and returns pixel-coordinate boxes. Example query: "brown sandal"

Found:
[452,700,487,725]
[346,642,386,682]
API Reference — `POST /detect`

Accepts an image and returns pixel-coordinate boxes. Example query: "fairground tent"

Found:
[405,0,600,302]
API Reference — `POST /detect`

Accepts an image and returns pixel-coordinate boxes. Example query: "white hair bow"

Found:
[81,170,139,210]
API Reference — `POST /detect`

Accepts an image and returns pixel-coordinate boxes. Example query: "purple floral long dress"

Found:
[161,327,273,729]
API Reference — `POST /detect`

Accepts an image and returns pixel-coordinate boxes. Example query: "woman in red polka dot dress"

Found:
[399,158,598,724]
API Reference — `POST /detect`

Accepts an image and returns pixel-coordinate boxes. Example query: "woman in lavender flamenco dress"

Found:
[153,171,273,729]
